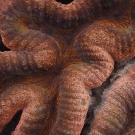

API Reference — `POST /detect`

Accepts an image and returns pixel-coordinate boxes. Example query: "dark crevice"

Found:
[56,0,74,4]
[0,110,22,135]
[0,36,10,52]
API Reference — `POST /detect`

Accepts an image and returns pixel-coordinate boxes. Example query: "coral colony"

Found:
[0,0,135,134]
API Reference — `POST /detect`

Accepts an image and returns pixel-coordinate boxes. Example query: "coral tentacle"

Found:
[76,20,135,62]
[0,84,49,135]
[0,43,59,77]
[51,64,90,135]
[0,1,60,75]
[74,43,114,88]
[89,66,135,135]
[51,50,114,135]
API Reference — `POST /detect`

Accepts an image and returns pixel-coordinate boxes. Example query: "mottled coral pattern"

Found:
[0,0,135,135]
[89,65,135,135]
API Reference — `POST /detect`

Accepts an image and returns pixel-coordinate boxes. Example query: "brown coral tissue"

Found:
[89,65,135,135]
[0,0,135,135]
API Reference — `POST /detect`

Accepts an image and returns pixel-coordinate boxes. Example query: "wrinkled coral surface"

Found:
[0,0,135,135]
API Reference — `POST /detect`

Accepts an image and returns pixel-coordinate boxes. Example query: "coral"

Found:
[0,0,11,15]
[89,65,135,135]
[0,73,59,135]
[0,0,135,135]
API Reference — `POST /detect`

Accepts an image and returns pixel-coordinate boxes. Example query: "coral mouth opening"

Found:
[56,0,74,4]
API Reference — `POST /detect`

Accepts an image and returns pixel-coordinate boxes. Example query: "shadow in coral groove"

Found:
[0,111,22,135]
[0,36,10,52]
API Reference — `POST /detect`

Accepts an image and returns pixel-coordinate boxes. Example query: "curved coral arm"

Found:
[0,39,59,76]
[0,0,60,76]
[0,33,59,76]
[0,0,125,30]
[76,22,135,62]
[0,84,49,135]
[77,0,135,62]
[89,66,135,135]
[43,0,102,28]
[51,45,114,135]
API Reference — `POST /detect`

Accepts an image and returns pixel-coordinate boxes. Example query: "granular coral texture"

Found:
[0,0,11,15]
[81,57,135,135]
[1,0,135,135]
[0,73,59,134]
[89,63,135,135]
[1,85,47,134]
[1,57,135,135]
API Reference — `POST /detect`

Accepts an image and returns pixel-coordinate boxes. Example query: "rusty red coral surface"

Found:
[89,66,135,135]
[0,0,135,135]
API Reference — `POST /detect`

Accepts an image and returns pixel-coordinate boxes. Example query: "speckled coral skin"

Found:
[89,65,135,135]
[0,0,135,135]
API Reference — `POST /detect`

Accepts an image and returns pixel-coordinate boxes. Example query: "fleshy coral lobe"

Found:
[0,0,135,135]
